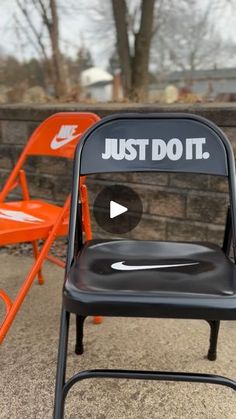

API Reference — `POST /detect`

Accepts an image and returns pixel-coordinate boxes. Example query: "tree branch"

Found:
[16,0,49,62]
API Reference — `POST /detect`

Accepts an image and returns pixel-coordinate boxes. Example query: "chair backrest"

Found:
[67,113,236,266]
[0,112,100,202]
[25,112,100,158]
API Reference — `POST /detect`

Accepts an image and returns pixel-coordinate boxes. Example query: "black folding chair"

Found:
[54,113,236,419]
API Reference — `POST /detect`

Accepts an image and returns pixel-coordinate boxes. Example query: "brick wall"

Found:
[0,103,236,244]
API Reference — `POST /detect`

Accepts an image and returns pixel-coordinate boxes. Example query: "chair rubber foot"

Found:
[207,351,217,361]
[93,316,102,325]
[38,277,45,285]
[75,344,84,355]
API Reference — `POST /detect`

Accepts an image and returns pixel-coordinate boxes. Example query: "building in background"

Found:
[149,68,236,102]
[80,67,113,102]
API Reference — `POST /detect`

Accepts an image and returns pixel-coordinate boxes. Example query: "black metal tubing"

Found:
[206,320,220,361]
[75,315,86,355]
[62,369,236,408]
[223,206,232,256]
[53,309,70,419]
[54,113,236,418]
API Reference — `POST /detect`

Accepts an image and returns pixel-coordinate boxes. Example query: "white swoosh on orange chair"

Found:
[111,261,199,271]
[50,134,81,150]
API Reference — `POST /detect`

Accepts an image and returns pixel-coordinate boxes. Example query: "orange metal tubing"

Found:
[46,254,65,268]
[19,169,30,200]
[9,180,19,192]
[32,241,45,285]
[0,152,27,203]
[81,184,92,240]
[0,289,13,328]
[0,113,102,342]
[93,316,103,325]
[0,196,71,343]
[19,169,45,284]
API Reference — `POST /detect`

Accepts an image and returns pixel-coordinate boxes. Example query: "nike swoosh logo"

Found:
[111,261,199,271]
[0,210,43,223]
[50,133,81,150]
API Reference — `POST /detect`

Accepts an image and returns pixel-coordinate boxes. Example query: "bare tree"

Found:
[151,0,236,73]
[112,0,156,100]
[15,0,67,98]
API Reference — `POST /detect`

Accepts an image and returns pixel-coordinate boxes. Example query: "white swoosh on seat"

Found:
[111,261,199,271]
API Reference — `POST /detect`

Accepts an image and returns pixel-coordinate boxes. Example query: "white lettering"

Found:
[186,138,194,160]
[195,138,205,159]
[50,125,80,150]
[135,139,149,160]
[113,138,126,160]
[102,138,150,160]
[102,137,210,162]
[166,138,183,161]
[186,138,210,160]
[124,139,138,160]
[152,139,166,160]
[102,138,114,159]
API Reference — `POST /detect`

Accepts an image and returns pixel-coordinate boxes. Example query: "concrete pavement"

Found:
[0,253,236,419]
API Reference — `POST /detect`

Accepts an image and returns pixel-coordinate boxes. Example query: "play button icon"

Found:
[93,184,143,234]
[110,201,128,219]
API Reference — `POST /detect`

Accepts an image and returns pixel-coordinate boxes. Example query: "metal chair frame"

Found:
[54,113,236,418]
[0,112,101,343]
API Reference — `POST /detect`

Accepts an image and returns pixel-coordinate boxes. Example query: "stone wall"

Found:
[0,103,236,244]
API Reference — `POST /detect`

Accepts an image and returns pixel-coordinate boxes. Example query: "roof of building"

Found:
[167,68,236,82]
[81,67,113,87]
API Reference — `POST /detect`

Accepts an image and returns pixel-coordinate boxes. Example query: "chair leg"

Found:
[32,241,44,285]
[93,316,102,324]
[206,320,220,361]
[75,315,86,355]
[53,309,70,419]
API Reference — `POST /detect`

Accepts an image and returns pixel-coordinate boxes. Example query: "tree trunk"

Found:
[49,0,67,98]
[112,0,155,101]
[131,0,155,101]
[111,0,132,98]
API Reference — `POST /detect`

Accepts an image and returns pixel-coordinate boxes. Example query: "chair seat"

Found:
[0,200,68,245]
[64,240,236,320]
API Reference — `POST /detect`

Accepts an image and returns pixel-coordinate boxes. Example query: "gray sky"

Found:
[0,0,236,69]
[0,0,114,67]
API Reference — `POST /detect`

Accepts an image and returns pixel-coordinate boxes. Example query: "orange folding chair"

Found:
[0,112,101,344]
